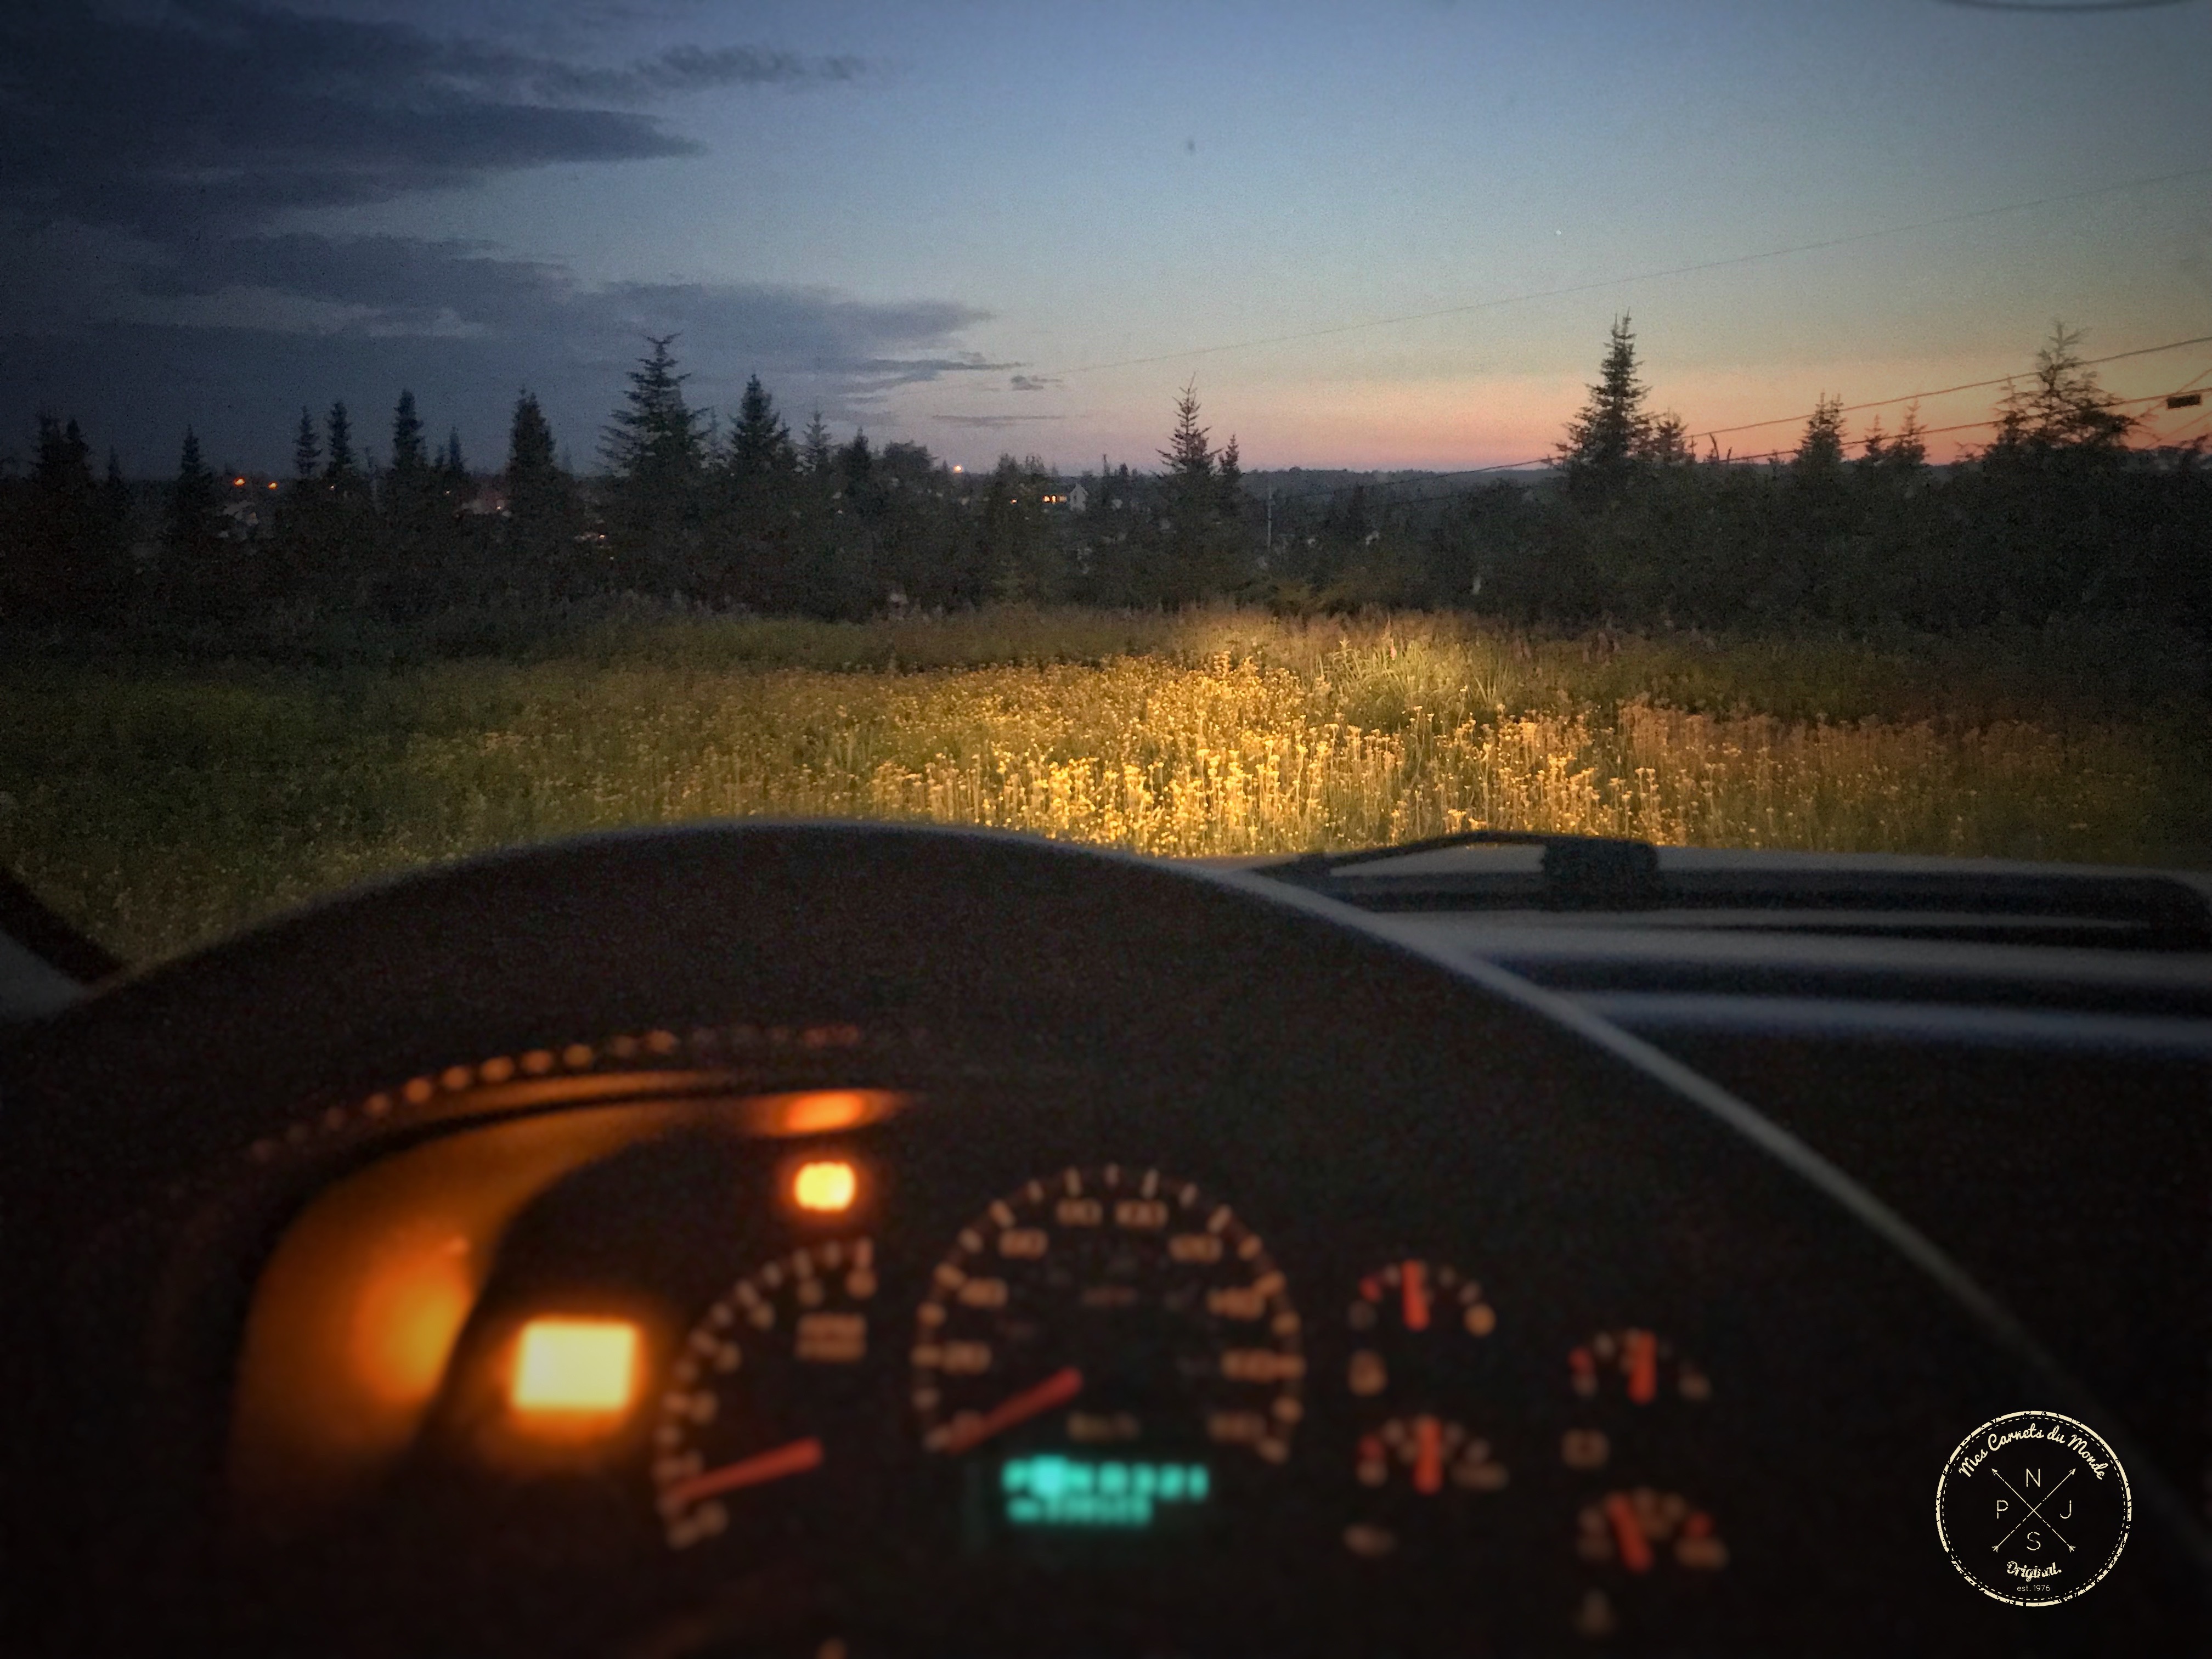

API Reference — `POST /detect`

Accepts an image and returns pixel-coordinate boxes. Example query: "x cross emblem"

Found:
[1990,1466,2075,1555]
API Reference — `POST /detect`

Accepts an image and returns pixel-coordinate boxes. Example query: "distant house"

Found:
[1042,480,1087,512]
[460,480,508,516]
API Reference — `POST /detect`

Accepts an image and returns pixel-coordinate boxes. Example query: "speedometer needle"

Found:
[665,1437,825,1508]
[941,1365,1085,1454]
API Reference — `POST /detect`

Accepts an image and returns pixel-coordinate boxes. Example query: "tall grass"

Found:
[3,606,2202,962]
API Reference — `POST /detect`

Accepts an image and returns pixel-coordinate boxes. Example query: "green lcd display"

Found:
[1000,1456,1213,1528]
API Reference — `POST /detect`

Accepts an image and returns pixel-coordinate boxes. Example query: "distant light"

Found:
[510,1317,639,1415]
[233,476,246,486]
[267,481,278,489]
[952,465,964,473]
[792,1159,859,1213]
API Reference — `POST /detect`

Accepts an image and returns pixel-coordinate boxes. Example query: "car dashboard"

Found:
[203,1054,1753,1656]
[0,828,2205,1656]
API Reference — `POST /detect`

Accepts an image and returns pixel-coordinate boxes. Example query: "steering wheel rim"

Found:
[2,822,2204,1652]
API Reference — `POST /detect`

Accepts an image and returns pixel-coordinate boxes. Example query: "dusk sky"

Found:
[3,0,2208,478]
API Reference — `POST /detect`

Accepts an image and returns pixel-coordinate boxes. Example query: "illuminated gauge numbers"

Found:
[912,1164,1305,1518]
[652,1238,878,1550]
[1340,1260,1508,1562]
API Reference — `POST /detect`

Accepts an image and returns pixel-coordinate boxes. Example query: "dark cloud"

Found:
[0,3,990,467]
[0,228,1003,470]
[1008,374,1060,392]
[938,413,1067,428]
[539,43,869,100]
[0,2,866,238]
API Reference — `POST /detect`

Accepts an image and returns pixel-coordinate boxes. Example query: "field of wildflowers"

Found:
[4,606,2200,962]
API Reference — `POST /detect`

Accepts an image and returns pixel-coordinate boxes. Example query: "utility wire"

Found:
[1049,165,2212,380]
[1258,376,2209,515]
[1254,335,2212,506]
[1692,333,2212,441]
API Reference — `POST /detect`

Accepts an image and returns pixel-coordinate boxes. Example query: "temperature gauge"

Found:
[652,1237,879,1550]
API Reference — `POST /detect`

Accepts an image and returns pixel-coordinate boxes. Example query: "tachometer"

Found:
[911,1166,1304,1472]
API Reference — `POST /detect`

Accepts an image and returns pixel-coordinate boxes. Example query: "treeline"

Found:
[1323,319,2212,644]
[2,321,2206,646]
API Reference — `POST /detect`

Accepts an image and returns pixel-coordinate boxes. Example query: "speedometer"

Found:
[911,1166,1305,1485]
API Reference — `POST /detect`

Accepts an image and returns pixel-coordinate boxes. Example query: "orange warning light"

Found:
[509,1317,639,1415]
[792,1159,859,1214]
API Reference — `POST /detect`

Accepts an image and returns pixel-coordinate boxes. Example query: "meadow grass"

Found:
[3,605,2203,962]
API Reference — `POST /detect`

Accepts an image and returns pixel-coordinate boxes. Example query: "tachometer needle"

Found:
[665,1437,825,1508]
[1413,1413,1444,1494]
[1624,1329,1658,1405]
[941,1365,1085,1454]
[1605,1492,1654,1573]
[1401,1260,1430,1333]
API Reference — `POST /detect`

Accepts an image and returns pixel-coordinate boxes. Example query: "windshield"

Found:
[2,2,2207,964]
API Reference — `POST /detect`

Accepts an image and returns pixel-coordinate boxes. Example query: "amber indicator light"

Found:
[509,1317,640,1416]
[791,1159,860,1214]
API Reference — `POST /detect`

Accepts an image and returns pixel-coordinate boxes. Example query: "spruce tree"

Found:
[840,430,873,488]
[728,375,795,477]
[1158,379,1214,479]
[1154,381,1245,602]
[1557,315,1654,484]
[26,415,105,620]
[507,391,557,482]
[293,407,320,479]
[389,390,427,477]
[504,390,576,595]
[1795,395,1847,475]
[99,448,134,567]
[601,335,709,588]
[1887,404,1928,470]
[441,429,467,486]
[165,428,221,556]
[1216,433,1243,516]
[602,335,707,481]
[800,412,834,477]
[1646,411,1694,466]
[1991,324,2135,455]
[324,402,356,477]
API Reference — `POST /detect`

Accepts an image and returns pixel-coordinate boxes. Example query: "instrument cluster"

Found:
[229,1090,1741,1652]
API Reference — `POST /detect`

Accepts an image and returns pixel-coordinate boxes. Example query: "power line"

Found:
[1693,332,2212,441]
[1049,165,2212,380]
[1257,381,2208,513]
[1255,332,2212,506]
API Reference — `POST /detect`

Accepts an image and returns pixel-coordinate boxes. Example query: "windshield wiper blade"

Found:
[1255,833,2212,950]
[1268,830,1664,910]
